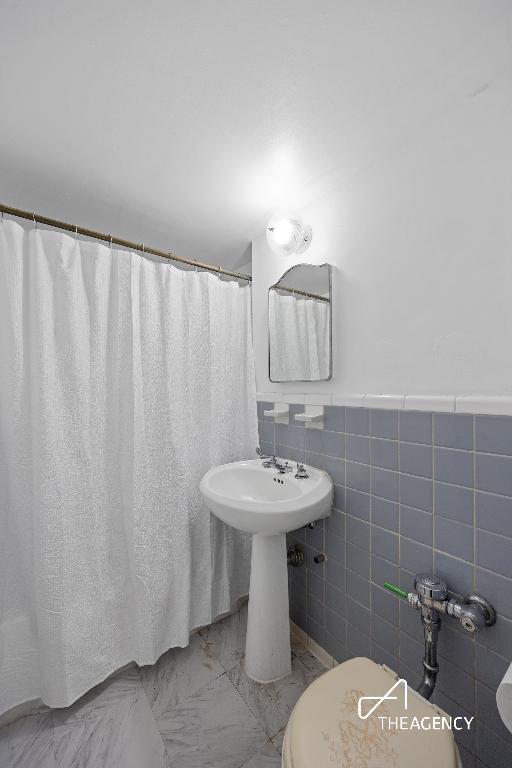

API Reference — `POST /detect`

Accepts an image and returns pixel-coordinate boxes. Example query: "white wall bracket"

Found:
[263,402,289,424]
[294,405,324,429]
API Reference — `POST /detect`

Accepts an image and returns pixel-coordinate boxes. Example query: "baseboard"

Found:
[290,620,336,670]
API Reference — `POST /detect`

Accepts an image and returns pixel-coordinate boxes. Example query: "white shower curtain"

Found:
[269,291,330,380]
[0,219,258,715]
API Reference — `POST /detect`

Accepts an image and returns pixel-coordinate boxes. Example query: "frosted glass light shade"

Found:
[266,214,312,257]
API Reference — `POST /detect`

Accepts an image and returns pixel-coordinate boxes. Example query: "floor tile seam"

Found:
[223,669,273,742]
[113,677,169,765]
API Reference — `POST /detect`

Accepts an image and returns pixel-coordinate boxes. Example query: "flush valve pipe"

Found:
[383,575,496,700]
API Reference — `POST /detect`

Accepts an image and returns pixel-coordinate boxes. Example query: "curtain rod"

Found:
[270,284,329,302]
[0,203,252,283]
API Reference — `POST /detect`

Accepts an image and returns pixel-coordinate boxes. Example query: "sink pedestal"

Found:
[245,533,292,683]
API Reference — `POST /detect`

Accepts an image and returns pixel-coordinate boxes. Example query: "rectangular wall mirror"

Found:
[268,263,332,382]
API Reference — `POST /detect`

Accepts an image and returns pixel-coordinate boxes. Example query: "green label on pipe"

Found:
[383,582,408,599]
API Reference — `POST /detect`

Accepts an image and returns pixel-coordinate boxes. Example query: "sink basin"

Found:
[200,459,333,535]
[200,458,333,684]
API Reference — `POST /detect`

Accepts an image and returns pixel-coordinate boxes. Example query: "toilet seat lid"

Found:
[287,657,459,768]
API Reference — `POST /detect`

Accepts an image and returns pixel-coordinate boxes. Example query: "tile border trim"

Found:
[256,393,512,416]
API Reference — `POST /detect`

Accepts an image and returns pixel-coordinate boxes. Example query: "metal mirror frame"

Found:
[268,262,332,383]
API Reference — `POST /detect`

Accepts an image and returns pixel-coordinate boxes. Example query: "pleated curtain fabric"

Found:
[0,219,258,714]
[269,290,329,381]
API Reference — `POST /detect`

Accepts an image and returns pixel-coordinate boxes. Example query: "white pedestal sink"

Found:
[200,459,333,683]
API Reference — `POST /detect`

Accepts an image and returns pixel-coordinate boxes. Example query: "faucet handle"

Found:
[295,463,309,479]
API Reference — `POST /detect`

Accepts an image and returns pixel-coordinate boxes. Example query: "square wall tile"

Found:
[434,482,474,525]
[275,423,304,450]
[400,537,433,574]
[371,496,399,532]
[306,453,344,484]
[434,413,474,450]
[400,474,433,512]
[476,681,512,745]
[347,542,370,578]
[327,508,345,538]
[435,659,475,714]
[371,583,399,626]
[371,614,399,653]
[346,597,371,635]
[399,442,433,479]
[476,643,511,691]
[346,435,370,464]
[346,461,370,493]
[475,567,512,622]
[345,488,370,521]
[371,526,399,564]
[305,429,344,458]
[400,505,433,547]
[434,447,474,488]
[371,467,399,502]
[476,529,512,580]
[399,411,432,444]
[307,617,326,647]
[307,569,325,601]
[259,420,274,444]
[325,554,345,589]
[434,551,474,596]
[435,516,474,562]
[347,624,371,657]
[371,438,398,471]
[437,624,475,673]
[475,415,512,456]
[475,453,512,497]
[346,407,369,436]
[325,606,347,643]
[324,405,345,433]
[276,444,305,464]
[326,581,346,617]
[346,570,370,607]
[346,515,370,551]
[371,553,399,587]
[477,613,512,659]
[324,631,348,663]
[476,491,512,538]
[370,409,398,439]
[308,594,325,627]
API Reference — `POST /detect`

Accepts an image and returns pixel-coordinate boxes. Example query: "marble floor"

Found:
[0,604,326,768]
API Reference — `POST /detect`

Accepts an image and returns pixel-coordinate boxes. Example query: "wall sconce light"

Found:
[266,213,312,257]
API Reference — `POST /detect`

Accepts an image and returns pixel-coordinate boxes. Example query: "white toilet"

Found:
[282,657,462,768]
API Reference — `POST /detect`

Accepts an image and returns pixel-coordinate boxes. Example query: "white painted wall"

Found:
[253,65,512,397]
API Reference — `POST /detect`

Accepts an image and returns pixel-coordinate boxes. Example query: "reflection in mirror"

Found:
[268,263,331,382]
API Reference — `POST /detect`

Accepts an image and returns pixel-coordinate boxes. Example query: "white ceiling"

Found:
[1,1,511,270]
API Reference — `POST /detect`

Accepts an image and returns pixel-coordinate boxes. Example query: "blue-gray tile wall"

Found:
[262,404,512,768]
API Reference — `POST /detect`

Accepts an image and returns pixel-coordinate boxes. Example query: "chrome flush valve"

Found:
[384,575,497,701]
[406,574,497,633]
